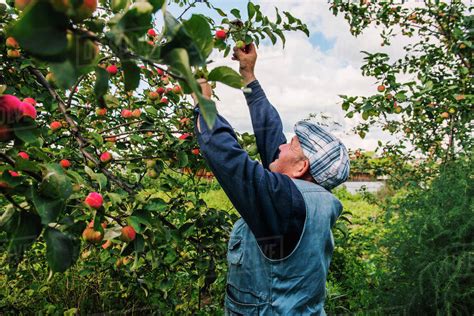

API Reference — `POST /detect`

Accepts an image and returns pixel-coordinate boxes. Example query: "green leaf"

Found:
[275,7,282,24]
[162,48,216,127]
[15,158,40,173]
[31,187,66,225]
[8,211,42,255]
[182,14,214,62]
[13,119,42,147]
[144,198,168,212]
[362,111,369,120]
[162,12,211,66]
[50,60,80,90]
[247,2,256,20]
[263,27,277,45]
[45,227,79,272]
[117,4,153,38]
[208,66,243,89]
[230,8,241,19]
[38,164,72,200]
[177,151,188,168]
[274,29,286,48]
[84,166,108,190]
[122,61,141,91]
[94,67,110,99]
[9,1,68,59]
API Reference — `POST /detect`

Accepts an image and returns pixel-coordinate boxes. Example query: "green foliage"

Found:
[331,0,472,169]
[378,158,473,314]
[326,187,388,313]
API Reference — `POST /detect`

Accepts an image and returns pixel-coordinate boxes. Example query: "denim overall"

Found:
[224,179,342,315]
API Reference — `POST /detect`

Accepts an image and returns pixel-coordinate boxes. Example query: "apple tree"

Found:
[330,0,472,184]
[0,0,308,312]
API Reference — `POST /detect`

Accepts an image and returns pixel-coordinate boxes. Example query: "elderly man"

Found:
[193,43,349,315]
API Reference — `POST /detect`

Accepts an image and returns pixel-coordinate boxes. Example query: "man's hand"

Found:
[192,78,212,105]
[192,79,212,133]
[232,43,257,86]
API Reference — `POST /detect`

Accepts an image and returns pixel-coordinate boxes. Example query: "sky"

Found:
[162,0,429,152]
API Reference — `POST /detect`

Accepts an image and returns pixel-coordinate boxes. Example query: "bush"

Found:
[378,159,473,314]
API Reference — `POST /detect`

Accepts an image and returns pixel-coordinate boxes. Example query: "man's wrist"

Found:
[243,74,257,86]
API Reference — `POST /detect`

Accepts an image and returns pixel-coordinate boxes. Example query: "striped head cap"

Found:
[294,121,350,190]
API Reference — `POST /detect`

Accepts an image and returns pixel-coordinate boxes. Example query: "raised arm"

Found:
[192,81,305,259]
[233,44,287,169]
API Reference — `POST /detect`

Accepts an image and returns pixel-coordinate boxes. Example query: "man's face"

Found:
[269,136,307,176]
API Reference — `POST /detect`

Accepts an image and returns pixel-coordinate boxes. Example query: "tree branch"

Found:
[30,67,136,194]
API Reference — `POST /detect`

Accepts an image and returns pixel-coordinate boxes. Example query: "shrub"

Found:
[378,159,473,314]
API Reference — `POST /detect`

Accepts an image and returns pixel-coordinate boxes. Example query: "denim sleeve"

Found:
[244,80,287,169]
[194,108,305,258]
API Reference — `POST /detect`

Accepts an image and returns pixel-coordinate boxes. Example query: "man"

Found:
[193,43,350,315]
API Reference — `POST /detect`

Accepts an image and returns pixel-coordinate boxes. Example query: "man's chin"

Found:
[269,161,277,172]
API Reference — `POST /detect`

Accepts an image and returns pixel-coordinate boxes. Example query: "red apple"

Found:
[106,65,118,76]
[179,133,190,140]
[20,102,37,119]
[161,76,169,84]
[23,98,36,106]
[156,68,164,76]
[132,109,141,118]
[172,85,182,94]
[120,226,136,242]
[148,91,159,100]
[160,97,168,104]
[82,227,103,244]
[84,192,103,209]
[215,29,227,40]
[121,109,133,118]
[96,108,107,116]
[18,151,29,160]
[9,170,20,177]
[377,85,385,92]
[147,29,157,37]
[191,148,200,155]
[5,37,19,49]
[440,112,449,119]
[50,121,62,131]
[156,87,165,95]
[60,159,71,168]
[100,151,112,163]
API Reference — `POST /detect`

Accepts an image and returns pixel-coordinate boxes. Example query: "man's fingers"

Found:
[247,43,256,54]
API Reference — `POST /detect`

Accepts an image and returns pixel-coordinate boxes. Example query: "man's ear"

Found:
[292,159,310,178]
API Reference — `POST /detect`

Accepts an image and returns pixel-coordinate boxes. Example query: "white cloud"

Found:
[206,0,427,151]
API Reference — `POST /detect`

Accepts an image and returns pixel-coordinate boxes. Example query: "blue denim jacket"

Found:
[225,179,342,315]
[194,81,306,259]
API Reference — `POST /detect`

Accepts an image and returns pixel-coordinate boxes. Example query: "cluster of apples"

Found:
[146,28,158,46]
[5,37,21,59]
[0,94,37,142]
[377,85,403,114]
[147,68,183,105]
[214,28,247,51]
[82,192,137,245]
